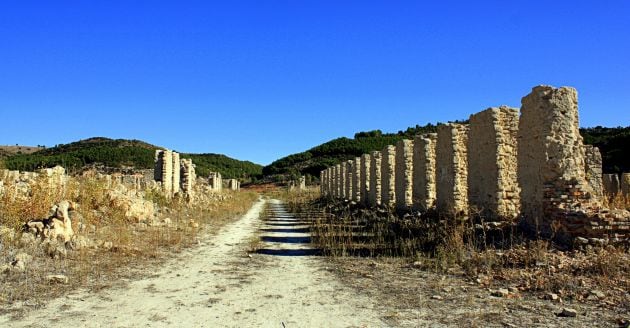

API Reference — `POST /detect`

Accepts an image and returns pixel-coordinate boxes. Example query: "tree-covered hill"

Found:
[264,124,630,180]
[2,137,263,180]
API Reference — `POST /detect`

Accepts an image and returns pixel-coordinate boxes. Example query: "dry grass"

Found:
[0,174,258,314]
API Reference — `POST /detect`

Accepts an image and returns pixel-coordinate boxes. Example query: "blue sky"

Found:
[1,1,628,165]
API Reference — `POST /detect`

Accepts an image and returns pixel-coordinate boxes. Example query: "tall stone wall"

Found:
[413,134,437,211]
[518,86,597,235]
[368,151,382,206]
[345,160,353,200]
[436,123,469,215]
[352,157,362,202]
[360,153,371,205]
[172,152,181,194]
[395,139,413,210]
[584,145,603,199]
[180,159,196,197]
[381,145,396,207]
[467,106,520,220]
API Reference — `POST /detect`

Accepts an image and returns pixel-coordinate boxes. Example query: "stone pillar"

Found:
[436,123,469,215]
[622,173,630,200]
[154,150,174,196]
[518,85,597,236]
[208,172,222,192]
[172,152,181,194]
[369,151,382,206]
[345,160,353,200]
[467,107,520,220]
[180,159,196,197]
[154,150,164,182]
[413,133,437,211]
[584,145,603,199]
[352,157,361,202]
[360,153,371,205]
[339,163,346,199]
[602,173,620,197]
[395,139,413,210]
[331,166,337,198]
[381,145,396,208]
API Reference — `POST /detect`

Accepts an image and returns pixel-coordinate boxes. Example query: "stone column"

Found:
[352,157,362,202]
[395,139,413,210]
[369,151,382,206]
[180,159,196,197]
[436,123,469,215]
[413,133,437,211]
[621,173,630,200]
[584,145,603,199]
[345,160,353,200]
[467,107,520,220]
[381,145,396,208]
[154,150,164,182]
[518,85,597,236]
[602,173,620,197]
[172,152,181,194]
[360,153,371,205]
[338,163,345,199]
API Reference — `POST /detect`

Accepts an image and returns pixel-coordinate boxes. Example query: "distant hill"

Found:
[2,137,263,181]
[264,124,630,180]
[0,145,45,155]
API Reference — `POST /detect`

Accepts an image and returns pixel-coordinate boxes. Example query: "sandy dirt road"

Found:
[0,198,386,328]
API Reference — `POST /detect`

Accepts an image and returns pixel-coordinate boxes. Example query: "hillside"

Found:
[2,137,263,181]
[263,124,630,180]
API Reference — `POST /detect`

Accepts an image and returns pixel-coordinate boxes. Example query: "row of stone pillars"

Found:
[320,86,630,241]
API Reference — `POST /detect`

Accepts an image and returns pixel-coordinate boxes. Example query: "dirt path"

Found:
[0,198,386,328]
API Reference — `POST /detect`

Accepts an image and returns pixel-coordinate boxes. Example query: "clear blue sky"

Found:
[1,1,628,165]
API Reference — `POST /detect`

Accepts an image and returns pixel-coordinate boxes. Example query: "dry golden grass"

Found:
[0,174,258,313]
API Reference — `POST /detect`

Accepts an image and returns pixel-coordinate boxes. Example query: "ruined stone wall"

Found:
[368,151,382,206]
[381,145,396,207]
[154,150,174,196]
[436,123,468,215]
[226,178,240,191]
[412,134,437,211]
[603,174,620,197]
[622,173,630,200]
[395,139,413,210]
[352,157,361,202]
[467,106,520,220]
[584,145,603,199]
[518,86,597,236]
[172,152,181,194]
[360,154,371,205]
[208,172,222,192]
[180,159,196,197]
[345,160,353,200]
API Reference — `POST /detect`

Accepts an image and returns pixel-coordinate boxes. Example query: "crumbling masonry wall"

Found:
[584,145,603,199]
[395,139,413,210]
[180,159,196,197]
[154,150,174,196]
[603,174,620,197]
[436,123,469,215]
[352,157,362,202]
[412,134,437,211]
[339,163,346,199]
[360,154,371,205]
[368,151,382,206]
[345,160,354,200]
[172,152,181,194]
[622,173,630,200]
[467,106,520,220]
[381,145,396,207]
[518,86,598,236]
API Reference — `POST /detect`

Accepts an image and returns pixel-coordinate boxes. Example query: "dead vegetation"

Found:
[296,196,630,326]
[0,173,258,316]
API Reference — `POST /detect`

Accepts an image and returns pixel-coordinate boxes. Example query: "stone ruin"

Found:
[180,158,196,197]
[320,85,630,244]
[154,150,196,198]
[208,172,223,192]
[288,176,305,191]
